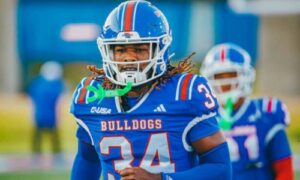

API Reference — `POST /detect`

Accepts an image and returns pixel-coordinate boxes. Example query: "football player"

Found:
[201,43,294,180]
[70,1,231,180]
[27,61,64,161]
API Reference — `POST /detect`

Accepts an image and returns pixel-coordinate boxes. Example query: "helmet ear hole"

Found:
[162,36,171,45]
[152,43,158,56]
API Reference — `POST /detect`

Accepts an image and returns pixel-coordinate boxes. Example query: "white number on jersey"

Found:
[197,84,216,109]
[99,133,175,179]
[226,134,259,161]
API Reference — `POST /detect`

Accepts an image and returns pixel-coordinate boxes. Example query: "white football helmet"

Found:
[201,43,255,105]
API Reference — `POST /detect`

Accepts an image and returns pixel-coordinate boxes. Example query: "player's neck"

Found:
[126,85,151,97]
[125,81,154,97]
[221,97,245,112]
[119,84,151,111]
[233,97,245,111]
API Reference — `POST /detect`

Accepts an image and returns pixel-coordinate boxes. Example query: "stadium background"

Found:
[0,0,299,179]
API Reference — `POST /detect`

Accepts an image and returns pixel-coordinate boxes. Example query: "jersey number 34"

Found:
[100,132,175,179]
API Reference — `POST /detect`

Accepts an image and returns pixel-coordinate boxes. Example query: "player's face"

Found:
[113,44,151,72]
[214,71,238,93]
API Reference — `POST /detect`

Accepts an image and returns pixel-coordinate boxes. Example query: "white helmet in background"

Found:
[200,43,255,105]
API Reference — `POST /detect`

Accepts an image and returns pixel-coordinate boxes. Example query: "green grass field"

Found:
[0,94,77,153]
[0,170,70,180]
[0,94,299,179]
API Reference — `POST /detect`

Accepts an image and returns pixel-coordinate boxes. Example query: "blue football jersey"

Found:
[70,73,220,180]
[219,97,291,180]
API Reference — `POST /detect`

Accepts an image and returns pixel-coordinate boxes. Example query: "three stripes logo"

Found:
[154,104,166,112]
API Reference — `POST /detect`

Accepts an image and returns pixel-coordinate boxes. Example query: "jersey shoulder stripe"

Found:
[188,75,197,100]
[175,74,187,101]
[262,97,278,113]
[73,77,95,105]
[180,73,194,101]
[174,73,198,101]
[258,97,291,126]
[78,77,94,104]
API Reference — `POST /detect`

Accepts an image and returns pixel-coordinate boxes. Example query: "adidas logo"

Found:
[154,104,166,112]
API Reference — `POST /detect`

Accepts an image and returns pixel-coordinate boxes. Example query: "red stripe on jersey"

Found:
[180,73,193,101]
[124,1,135,32]
[78,77,93,104]
[267,97,273,112]
[272,156,294,180]
[220,45,226,62]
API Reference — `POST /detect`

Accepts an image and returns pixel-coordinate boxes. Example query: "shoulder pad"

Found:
[70,76,105,116]
[71,77,98,105]
[260,97,290,126]
[71,76,105,105]
[174,73,218,116]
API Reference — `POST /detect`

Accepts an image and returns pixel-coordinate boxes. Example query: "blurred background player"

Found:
[27,61,65,166]
[201,43,294,180]
[70,1,231,180]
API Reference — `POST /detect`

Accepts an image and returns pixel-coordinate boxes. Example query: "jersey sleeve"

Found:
[261,97,291,126]
[267,129,292,162]
[71,140,101,180]
[266,128,293,179]
[261,97,292,154]
[76,126,93,145]
[187,116,219,143]
[70,77,95,117]
[180,74,220,149]
[187,74,219,116]
[70,76,100,145]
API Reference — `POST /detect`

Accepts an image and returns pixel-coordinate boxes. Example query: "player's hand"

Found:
[118,167,162,180]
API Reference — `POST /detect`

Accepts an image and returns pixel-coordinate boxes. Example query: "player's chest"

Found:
[224,123,266,162]
[85,113,190,137]
[85,113,190,154]
[89,115,191,175]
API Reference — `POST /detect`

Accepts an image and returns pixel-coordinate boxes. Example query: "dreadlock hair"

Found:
[87,52,196,95]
